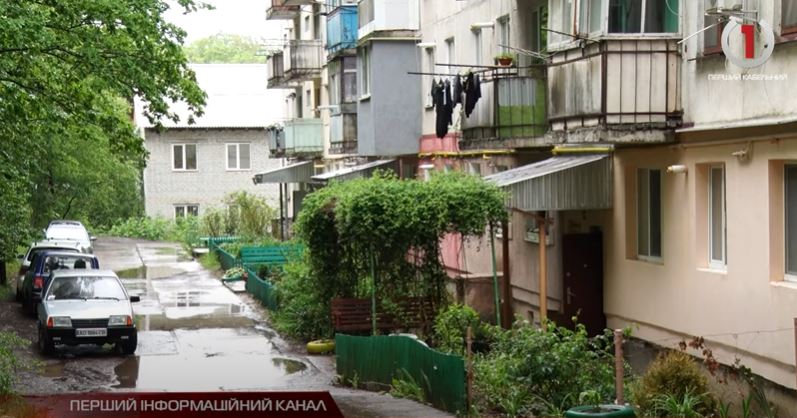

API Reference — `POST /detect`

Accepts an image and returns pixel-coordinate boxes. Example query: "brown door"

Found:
[559,232,606,336]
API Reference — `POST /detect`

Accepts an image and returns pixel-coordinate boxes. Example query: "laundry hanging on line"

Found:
[431,78,453,139]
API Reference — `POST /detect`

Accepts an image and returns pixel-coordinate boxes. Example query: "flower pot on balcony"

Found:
[496,57,514,66]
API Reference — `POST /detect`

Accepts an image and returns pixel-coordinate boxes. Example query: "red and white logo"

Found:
[721,18,775,68]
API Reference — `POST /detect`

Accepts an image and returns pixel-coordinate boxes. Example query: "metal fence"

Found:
[244,265,280,311]
[335,334,466,414]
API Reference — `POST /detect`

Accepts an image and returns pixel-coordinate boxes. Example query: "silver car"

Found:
[37,270,139,356]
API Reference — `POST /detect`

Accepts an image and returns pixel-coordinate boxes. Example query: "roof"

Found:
[51,269,117,278]
[311,159,397,183]
[47,220,84,227]
[134,64,285,129]
[37,251,95,258]
[253,161,315,184]
[484,155,613,211]
[32,240,82,249]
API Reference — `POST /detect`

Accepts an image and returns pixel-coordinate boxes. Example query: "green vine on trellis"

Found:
[294,171,508,321]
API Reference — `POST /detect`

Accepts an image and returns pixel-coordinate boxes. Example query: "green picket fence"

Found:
[216,247,240,271]
[205,236,240,248]
[244,265,279,311]
[335,334,466,414]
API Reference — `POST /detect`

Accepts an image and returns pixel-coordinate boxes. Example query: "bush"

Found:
[472,320,621,417]
[631,350,716,417]
[108,217,172,241]
[433,304,495,356]
[271,261,332,341]
[0,331,37,395]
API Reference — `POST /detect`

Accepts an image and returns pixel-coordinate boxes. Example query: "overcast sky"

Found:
[165,0,285,44]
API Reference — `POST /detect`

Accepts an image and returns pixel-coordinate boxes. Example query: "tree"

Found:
[0,0,207,271]
[184,34,266,64]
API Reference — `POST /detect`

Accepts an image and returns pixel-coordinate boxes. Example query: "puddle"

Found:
[112,329,309,390]
[41,362,65,377]
[115,266,186,279]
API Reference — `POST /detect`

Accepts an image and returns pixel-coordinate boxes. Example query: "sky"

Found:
[165,0,285,44]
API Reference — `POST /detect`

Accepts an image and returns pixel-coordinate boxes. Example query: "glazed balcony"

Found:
[266,0,299,20]
[284,118,323,157]
[329,113,358,155]
[358,0,419,40]
[266,51,289,89]
[326,5,358,56]
[266,126,285,158]
[284,40,323,81]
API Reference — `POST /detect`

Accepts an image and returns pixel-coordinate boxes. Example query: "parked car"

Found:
[21,251,100,315]
[44,220,95,254]
[16,240,82,302]
[37,270,139,356]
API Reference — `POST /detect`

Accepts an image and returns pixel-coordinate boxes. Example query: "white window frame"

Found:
[785,164,797,280]
[708,165,726,270]
[424,47,436,108]
[226,143,251,171]
[497,16,510,52]
[171,143,197,171]
[608,0,680,34]
[445,37,456,67]
[578,0,604,35]
[359,45,371,98]
[174,204,199,218]
[472,29,483,66]
[637,168,663,262]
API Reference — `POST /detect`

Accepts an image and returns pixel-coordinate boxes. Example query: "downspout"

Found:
[489,221,501,326]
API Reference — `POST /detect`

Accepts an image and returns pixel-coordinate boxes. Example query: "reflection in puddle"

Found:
[272,358,307,375]
[41,362,65,378]
[115,265,186,279]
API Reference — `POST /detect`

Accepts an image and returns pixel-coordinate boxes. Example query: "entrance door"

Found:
[560,232,605,336]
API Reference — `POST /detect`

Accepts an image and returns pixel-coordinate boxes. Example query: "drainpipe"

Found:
[279,183,285,241]
[489,222,501,326]
[501,219,512,329]
[538,214,548,323]
[370,248,377,336]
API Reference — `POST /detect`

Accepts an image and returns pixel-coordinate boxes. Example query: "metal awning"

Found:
[252,161,314,184]
[311,159,397,183]
[484,154,612,211]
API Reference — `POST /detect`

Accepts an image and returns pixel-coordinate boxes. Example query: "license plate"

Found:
[75,328,107,337]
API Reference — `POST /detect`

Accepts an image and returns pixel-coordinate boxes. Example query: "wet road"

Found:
[8,237,451,417]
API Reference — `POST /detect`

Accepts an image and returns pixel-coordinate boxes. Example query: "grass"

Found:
[200,253,221,271]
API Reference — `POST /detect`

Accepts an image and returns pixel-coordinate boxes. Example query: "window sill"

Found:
[172,169,199,172]
[770,280,797,291]
[697,267,727,275]
[359,94,371,102]
[635,256,664,265]
[226,169,252,172]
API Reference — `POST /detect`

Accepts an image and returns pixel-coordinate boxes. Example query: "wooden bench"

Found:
[239,245,303,270]
[330,297,436,333]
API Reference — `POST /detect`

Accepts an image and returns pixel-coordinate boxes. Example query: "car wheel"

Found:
[14,285,21,302]
[117,332,137,356]
[24,298,36,317]
[38,326,55,356]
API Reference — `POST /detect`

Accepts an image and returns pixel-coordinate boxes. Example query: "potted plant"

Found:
[495,52,515,66]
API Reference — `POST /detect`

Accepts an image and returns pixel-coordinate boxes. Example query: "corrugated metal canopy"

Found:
[484,155,612,211]
[312,159,397,183]
[253,161,314,184]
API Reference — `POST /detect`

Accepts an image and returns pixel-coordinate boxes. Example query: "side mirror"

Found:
[47,295,55,301]
[90,236,97,242]
[16,254,24,260]
[130,296,141,303]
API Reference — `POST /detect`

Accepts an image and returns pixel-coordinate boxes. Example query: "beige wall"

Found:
[604,137,797,390]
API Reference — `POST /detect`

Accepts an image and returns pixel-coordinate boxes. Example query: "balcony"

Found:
[266,126,285,158]
[266,0,299,20]
[547,39,682,143]
[326,5,358,56]
[329,113,358,155]
[283,0,316,5]
[358,0,419,40]
[284,118,323,156]
[266,51,289,89]
[284,40,323,81]
[461,72,547,150]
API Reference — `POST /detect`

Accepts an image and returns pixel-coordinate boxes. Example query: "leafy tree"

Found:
[0,0,207,281]
[184,34,266,64]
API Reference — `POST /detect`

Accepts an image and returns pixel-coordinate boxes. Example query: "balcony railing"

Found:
[284,118,323,156]
[329,113,358,155]
[266,0,299,20]
[266,52,288,88]
[547,39,681,134]
[358,0,419,39]
[461,72,547,146]
[284,40,323,81]
[327,5,358,55]
[266,126,285,158]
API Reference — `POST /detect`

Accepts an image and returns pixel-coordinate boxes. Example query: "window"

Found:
[785,165,797,277]
[473,29,482,66]
[304,15,310,33]
[226,143,251,170]
[329,62,339,107]
[359,45,370,96]
[175,205,199,218]
[445,37,455,66]
[552,0,574,43]
[703,1,724,54]
[424,47,436,107]
[637,168,662,259]
[530,5,549,52]
[783,0,797,35]
[172,144,197,171]
[579,0,603,34]
[342,56,357,103]
[497,16,510,52]
[609,0,678,33]
[468,162,482,176]
[708,166,726,268]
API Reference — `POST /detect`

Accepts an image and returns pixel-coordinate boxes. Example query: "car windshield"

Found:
[43,255,94,273]
[46,226,89,241]
[47,276,126,301]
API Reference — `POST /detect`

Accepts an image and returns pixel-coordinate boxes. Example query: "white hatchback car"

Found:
[37,270,139,356]
[45,220,95,254]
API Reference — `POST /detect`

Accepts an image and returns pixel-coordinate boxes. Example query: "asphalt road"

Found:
[4,237,451,417]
